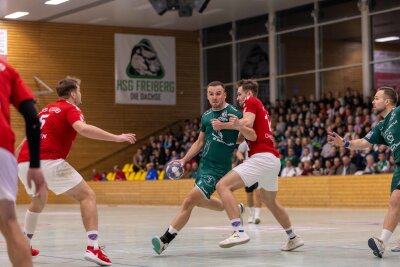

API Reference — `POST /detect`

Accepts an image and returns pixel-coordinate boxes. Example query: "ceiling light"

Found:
[45,0,70,5]
[375,36,400,42]
[4,12,29,19]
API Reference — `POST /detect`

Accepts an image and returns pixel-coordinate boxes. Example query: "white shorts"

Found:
[233,152,280,192]
[18,159,83,196]
[0,147,18,202]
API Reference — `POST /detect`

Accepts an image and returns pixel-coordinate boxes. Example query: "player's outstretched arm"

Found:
[327,131,371,150]
[179,132,205,165]
[72,121,136,144]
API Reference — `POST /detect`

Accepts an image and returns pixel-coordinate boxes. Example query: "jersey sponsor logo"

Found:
[212,131,235,147]
[201,175,216,187]
[384,120,397,134]
[49,107,61,113]
[264,133,274,141]
[217,110,228,122]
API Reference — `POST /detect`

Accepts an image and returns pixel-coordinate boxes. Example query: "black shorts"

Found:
[245,182,259,193]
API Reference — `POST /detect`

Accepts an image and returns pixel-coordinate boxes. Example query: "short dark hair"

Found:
[207,81,225,90]
[56,76,81,98]
[378,86,398,105]
[237,79,258,97]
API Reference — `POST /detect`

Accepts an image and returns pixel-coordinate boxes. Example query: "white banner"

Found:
[115,33,176,105]
[0,30,7,61]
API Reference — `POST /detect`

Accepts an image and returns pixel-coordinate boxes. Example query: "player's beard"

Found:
[212,101,223,109]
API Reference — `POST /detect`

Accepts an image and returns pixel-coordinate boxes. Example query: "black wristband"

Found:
[19,100,41,168]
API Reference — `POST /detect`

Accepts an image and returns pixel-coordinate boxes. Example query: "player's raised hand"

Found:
[327,131,344,146]
[27,168,47,197]
[118,133,136,144]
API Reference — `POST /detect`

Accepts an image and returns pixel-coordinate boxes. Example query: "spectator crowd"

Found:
[93,88,398,181]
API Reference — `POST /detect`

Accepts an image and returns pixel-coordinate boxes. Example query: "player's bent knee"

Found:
[182,196,197,210]
[216,181,228,192]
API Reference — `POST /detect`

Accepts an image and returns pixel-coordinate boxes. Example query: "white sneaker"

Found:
[254,217,261,224]
[391,241,400,252]
[368,237,385,258]
[219,231,250,248]
[247,215,255,224]
[281,236,304,251]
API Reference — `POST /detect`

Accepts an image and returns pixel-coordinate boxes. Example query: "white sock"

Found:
[380,229,393,244]
[230,218,243,232]
[255,208,261,218]
[284,227,296,239]
[249,207,255,217]
[24,210,40,244]
[87,230,99,248]
[168,225,179,235]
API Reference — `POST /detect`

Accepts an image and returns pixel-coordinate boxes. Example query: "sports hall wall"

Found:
[16,174,392,208]
[2,20,200,178]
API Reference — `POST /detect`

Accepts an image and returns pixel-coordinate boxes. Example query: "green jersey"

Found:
[200,104,243,172]
[364,106,400,164]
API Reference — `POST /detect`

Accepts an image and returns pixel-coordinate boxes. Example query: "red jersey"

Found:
[0,60,34,154]
[243,96,279,158]
[18,99,85,162]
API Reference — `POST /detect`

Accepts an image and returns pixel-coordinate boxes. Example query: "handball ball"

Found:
[165,161,184,180]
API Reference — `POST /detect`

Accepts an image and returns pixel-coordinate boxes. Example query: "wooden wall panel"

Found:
[2,20,200,178]
[17,174,391,208]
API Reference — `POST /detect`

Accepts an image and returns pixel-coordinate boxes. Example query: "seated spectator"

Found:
[358,154,379,175]
[189,162,198,178]
[329,157,342,175]
[170,150,179,161]
[91,169,102,181]
[377,152,390,173]
[336,156,357,175]
[300,147,313,163]
[323,160,333,175]
[182,162,192,179]
[320,142,333,159]
[312,159,323,176]
[295,162,304,176]
[281,160,296,177]
[145,163,158,180]
[301,160,313,176]
[114,165,126,181]
[133,148,146,172]
[285,148,299,167]
[101,172,108,182]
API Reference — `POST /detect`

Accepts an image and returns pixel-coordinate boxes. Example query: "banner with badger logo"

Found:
[115,33,176,105]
